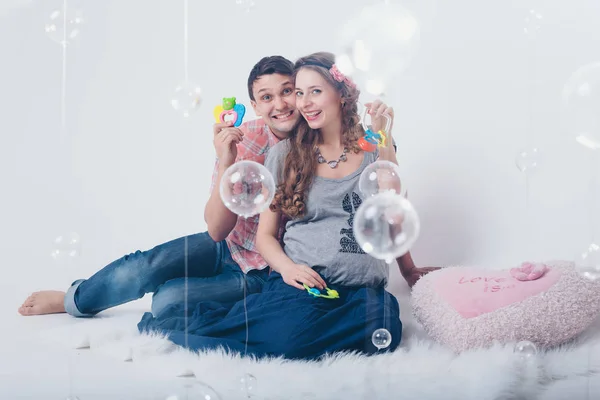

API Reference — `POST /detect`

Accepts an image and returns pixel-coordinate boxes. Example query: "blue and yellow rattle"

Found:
[358,108,392,153]
[213,96,246,127]
[303,283,339,299]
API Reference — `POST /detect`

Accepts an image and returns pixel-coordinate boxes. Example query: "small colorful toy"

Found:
[303,283,340,299]
[213,96,246,127]
[358,108,392,153]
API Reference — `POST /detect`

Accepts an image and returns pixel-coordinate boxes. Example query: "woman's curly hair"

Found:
[270,52,364,219]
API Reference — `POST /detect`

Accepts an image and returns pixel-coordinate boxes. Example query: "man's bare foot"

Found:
[18,290,66,316]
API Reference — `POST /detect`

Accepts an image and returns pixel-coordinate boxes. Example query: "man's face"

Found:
[250,73,300,139]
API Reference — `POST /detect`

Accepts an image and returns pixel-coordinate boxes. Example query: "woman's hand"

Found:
[365,100,394,132]
[366,100,394,135]
[279,263,327,291]
[365,100,396,162]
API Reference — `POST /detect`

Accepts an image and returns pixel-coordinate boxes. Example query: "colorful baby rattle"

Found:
[213,96,246,127]
[357,108,392,153]
[303,283,340,299]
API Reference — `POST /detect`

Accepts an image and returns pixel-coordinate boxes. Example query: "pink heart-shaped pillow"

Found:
[411,261,600,352]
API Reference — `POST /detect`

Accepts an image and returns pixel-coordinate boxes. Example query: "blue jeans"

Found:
[138,272,402,360]
[64,232,269,317]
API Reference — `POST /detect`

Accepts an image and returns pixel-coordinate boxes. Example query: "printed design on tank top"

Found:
[339,192,366,254]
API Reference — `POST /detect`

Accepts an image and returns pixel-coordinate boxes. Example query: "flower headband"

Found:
[329,64,356,89]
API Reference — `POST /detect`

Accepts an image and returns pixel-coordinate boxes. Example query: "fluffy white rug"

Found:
[39,268,600,400]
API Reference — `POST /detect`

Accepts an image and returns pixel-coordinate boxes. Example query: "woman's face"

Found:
[294,68,342,131]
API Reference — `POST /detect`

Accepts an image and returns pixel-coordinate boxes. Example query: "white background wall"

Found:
[1,0,599,291]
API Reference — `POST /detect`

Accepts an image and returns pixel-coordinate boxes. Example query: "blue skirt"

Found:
[137,272,401,360]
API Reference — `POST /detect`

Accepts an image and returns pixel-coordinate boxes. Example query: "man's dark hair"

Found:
[247,56,294,101]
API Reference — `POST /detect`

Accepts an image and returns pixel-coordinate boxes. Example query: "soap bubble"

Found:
[562,62,600,150]
[514,341,538,359]
[353,191,420,263]
[45,8,84,46]
[335,3,420,95]
[515,147,540,172]
[576,243,600,281]
[235,0,255,12]
[165,381,221,400]
[51,232,81,261]
[371,328,392,350]
[220,161,276,218]
[359,160,406,198]
[523,9,543,38]
[240,373,257,397]
[171,82,202,118]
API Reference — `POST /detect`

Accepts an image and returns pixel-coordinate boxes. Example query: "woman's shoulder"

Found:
[264,139,292,177]
[269,139,292,159]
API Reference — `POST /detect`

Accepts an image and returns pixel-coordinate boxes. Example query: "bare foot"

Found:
[18,290,66,316]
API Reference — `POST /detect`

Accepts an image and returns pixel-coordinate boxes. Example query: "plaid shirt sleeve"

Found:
[206,119,276,272]
[208,122,253,194]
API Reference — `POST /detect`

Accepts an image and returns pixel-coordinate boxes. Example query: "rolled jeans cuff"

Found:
[64,279,95,318]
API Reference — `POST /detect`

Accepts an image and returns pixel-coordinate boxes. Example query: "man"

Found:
[19,55,301,317]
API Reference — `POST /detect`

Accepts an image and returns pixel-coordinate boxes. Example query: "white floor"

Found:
[1,261,190,400]
[3,289,156,398]
[3,264,600,399]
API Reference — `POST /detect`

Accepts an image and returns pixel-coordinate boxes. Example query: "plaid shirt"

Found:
[209,118,283,272]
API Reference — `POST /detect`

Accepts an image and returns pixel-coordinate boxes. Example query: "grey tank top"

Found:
[264,140,388,288]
